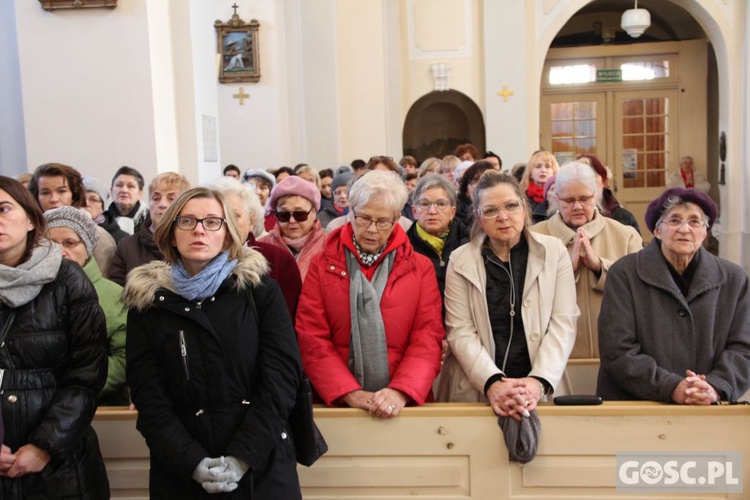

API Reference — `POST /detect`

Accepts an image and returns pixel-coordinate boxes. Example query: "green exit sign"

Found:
[596,69,623,82]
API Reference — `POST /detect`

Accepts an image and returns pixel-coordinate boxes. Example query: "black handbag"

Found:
[289,375,328,466]
[244,288,328,466]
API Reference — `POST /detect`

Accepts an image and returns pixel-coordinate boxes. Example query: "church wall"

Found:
[0,0,26,176]
[13,0,160,185]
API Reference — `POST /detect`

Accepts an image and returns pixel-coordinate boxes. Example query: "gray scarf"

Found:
[498,410,541,463]
[0,240,62,308]
[346,248,394,392]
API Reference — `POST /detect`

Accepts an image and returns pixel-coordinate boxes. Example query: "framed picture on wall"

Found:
[215,9,260,84]
[39,0,116,9]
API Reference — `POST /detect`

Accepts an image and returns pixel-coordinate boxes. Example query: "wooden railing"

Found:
[93,402,750,499]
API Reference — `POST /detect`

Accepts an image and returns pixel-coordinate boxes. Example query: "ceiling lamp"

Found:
[621,0,650,38]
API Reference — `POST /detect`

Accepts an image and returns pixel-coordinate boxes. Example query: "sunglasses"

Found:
[274,207,314,223]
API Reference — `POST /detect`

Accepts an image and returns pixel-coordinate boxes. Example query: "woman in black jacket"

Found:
[123,187,302,499]
[0,176,110,499]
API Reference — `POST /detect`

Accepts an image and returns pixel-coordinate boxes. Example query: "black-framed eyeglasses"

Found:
[174,216,225,231]
[353,212,397,230]
[274,207,314,223]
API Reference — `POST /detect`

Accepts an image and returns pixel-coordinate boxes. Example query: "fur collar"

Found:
[122,247,269,311]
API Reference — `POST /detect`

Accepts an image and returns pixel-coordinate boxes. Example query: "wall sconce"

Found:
[621,0,650,38]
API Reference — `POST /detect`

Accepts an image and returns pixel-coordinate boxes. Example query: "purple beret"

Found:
[268,175,321,212]
[644,187,718,234]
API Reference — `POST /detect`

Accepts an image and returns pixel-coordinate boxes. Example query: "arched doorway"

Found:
[539,0,717,248]
[402,90,486,162]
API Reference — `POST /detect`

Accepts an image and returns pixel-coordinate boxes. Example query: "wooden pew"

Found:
[93,402,750,499]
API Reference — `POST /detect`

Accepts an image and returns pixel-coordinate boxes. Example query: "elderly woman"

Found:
[597,188,750,403]
[82,175,129,243]
[0,177,109,498]
[407,174,470,299]
[520,150,559,211]
[296,170,443,418]
[531,162,642,360]
[318,170,353,228]
[211,177,303,319]
[259,176,325,282]
[436,171,578,420]
[45,206,129,406]
[105,166,150,235]
[124,187,303,498]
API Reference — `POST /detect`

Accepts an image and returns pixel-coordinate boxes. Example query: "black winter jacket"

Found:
[0,260,110,499]
[109,222,163,286]
[407,219,470,300]
[124,249,303,499]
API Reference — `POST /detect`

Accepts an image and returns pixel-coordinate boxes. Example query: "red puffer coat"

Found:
[296,224,444,406]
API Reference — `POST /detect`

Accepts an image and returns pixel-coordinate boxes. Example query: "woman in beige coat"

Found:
[531,161,642,359]
[436,171,578,420]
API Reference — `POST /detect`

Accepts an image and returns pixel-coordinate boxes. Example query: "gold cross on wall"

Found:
[233,87,250,105]
[496,85,515,102]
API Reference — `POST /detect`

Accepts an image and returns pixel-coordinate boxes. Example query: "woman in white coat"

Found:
[436,171,579,420]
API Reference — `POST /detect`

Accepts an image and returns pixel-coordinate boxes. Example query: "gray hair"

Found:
[412,173,457,206]
[418,157,441,177]
[656,195,710,227]
[555,160,603,210]
[209,176,265,237]
[348,170,408,216]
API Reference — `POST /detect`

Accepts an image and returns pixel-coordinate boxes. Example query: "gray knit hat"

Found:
[44,206,100,257]
[330,171,353,194]
[82,176,111,207]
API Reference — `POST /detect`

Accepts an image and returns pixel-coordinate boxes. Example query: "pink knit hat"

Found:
[268,175,322,211]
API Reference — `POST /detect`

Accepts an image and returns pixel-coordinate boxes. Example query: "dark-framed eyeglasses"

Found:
[477,199,524,219]
[174,216,225,231]
[353,212,397,230]
[274,207,314,223]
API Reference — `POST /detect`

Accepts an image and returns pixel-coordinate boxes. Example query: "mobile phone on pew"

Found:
[554,395,603,405]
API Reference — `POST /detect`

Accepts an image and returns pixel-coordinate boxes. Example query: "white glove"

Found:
[223,456,250,483]
[192,456,227,484]
[202,480,238,494]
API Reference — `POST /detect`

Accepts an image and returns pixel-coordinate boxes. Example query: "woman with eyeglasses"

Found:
[296,170,443,417]
[597,188,750,403]
[530,161,642,365]
[406,174,470,301]
[435,171,578,420]
[0,177,110,498]
[258,176,325,282]
[123,187,303,498]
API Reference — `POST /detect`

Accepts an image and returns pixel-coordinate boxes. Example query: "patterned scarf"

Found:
[352,236,386,267]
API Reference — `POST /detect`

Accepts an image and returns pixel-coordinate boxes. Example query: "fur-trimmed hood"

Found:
[122,247,269,311]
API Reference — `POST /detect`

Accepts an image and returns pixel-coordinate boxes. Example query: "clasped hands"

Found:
[487,377,543,422]
[0,443,50,478]
[192,455,249,493]
[672,369,719,405]
[342,387,408,419]
[569,228,601,274]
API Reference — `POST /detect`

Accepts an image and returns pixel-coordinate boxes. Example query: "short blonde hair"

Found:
[520,151,559,191]
[149,172,190,197]
[154,187,243,263]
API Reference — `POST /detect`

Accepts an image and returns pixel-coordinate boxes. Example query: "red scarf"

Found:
[680,168,695,188]
[526,182,545,205]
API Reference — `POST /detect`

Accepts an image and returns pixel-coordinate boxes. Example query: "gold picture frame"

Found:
[39,0,117,10]
[215,8,260,84]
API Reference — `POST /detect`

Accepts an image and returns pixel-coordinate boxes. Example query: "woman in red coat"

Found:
[296,170,444,418]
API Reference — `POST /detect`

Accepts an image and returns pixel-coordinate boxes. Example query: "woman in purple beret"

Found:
[259,176,326,282]
[597,188,750,403]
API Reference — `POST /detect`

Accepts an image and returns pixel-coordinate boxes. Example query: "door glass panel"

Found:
[621,97,669,189]
[550,101,598,160]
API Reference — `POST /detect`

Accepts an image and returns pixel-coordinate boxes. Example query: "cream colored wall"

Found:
[13,0,159,184]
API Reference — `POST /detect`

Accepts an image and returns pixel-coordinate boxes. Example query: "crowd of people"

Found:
[1,144,747,497]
